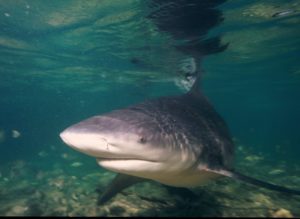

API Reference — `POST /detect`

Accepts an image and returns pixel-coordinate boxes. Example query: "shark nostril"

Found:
[139,137,147,144]
[99,137,110,151]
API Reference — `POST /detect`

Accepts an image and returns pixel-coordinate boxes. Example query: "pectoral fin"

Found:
[98,173,146,204]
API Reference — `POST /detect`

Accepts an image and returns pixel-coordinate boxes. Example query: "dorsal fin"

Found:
[178,56,203,96]
[187,70,202,96]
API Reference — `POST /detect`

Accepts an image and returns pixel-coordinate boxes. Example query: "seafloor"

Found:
[0,143,299,217]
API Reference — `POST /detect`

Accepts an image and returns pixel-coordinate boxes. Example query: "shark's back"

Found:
[108,91,235,170]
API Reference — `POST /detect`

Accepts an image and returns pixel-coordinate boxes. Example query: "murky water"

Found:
[0,0,299,216]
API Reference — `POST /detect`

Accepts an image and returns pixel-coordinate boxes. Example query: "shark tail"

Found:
[208,168,300,196]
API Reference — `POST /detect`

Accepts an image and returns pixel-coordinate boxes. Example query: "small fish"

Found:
[272,9,296,18]
[0,129,5,143]
[38,151,48,157]
[11,130,21,138]
[71,162,83,167]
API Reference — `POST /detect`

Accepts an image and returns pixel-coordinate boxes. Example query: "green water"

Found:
[0,0,299,217]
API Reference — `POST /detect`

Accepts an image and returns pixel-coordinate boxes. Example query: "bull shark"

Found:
[60,70,300,204]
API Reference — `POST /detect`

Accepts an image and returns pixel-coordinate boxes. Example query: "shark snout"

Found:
[60,129,73,146]
[59,127,83,150]
[59,126,118,158]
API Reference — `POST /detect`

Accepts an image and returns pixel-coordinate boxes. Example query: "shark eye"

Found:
[139,137,147,144]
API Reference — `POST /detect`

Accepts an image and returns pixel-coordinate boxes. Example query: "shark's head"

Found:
[60,108,197,180]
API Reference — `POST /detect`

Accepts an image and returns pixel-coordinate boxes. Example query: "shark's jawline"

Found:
[97,157,158,162]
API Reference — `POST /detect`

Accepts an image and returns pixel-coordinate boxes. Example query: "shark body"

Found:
[60,73,300,203]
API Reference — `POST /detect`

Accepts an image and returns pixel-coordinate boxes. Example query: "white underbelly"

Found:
[148,170,223,187]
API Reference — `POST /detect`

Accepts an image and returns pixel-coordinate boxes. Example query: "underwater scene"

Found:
[0,0,300,217]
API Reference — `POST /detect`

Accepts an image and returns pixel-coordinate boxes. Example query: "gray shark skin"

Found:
[60,78,300,204]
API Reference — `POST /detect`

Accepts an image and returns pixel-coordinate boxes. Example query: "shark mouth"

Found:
[96,157,158,162]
